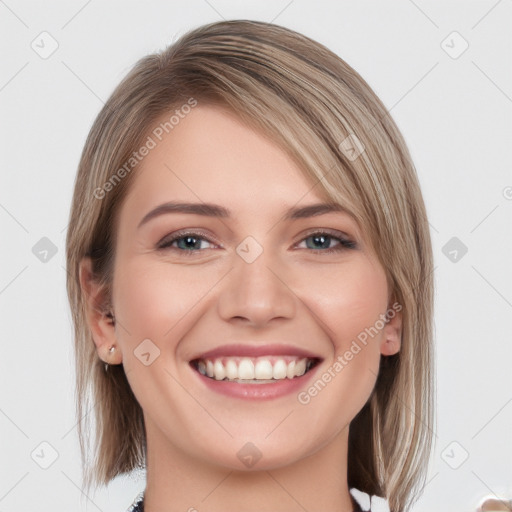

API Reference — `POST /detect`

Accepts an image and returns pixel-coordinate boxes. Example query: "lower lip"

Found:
[190,363,321,400]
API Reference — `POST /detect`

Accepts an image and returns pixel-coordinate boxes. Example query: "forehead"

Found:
[114,104,372,253]
[120,104,334,218]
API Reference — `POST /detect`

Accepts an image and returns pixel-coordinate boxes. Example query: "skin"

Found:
[480,499,512,511]
[81,104,402,512]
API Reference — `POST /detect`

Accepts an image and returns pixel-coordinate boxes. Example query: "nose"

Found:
[216,246,296,328]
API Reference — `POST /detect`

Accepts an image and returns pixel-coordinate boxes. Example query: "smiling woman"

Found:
[66,19,434,512]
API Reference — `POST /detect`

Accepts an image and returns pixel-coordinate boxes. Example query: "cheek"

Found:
[110,258,222,407]
[301,259,388,359]
[112,258,220,348]
[292,262,387,426]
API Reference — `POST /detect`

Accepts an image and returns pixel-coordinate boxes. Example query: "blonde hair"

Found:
[66,19,434,511]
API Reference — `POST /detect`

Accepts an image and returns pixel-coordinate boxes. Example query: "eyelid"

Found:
[156,227,357,253]
[157,228,223,249]
[294,227,356,246]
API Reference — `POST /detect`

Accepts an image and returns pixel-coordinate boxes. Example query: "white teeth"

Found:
[213,360,226,380]
[272,359,287,379]
[294,358,307,377]
[195,356,316,382]
[238,359,255,379]
[225,359,238,379]
[286,360,296,379]
[254,359,273,379]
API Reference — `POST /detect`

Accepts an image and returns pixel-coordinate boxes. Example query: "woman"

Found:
[66,19,434,512]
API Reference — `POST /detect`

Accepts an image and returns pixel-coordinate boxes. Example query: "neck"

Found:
[142,417,358,512]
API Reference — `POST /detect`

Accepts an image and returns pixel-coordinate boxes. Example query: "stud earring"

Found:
[104,345,117,372]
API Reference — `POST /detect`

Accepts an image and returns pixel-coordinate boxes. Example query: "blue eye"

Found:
[157,230,357,255]
[158,232,216,252]
[298,232,357,252]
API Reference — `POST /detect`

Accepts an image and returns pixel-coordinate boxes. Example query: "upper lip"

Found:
[191,344,322,361]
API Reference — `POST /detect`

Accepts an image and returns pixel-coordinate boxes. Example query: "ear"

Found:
[380,304,402,356]
[79,257,122,365]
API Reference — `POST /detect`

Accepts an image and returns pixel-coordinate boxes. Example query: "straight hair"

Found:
[66,19,435,512]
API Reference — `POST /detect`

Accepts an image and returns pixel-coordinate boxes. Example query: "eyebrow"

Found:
[137,201,351,229]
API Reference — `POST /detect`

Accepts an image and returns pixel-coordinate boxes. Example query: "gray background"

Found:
[1,1,511,511]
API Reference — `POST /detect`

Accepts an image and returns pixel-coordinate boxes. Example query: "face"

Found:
[85,104,401,471]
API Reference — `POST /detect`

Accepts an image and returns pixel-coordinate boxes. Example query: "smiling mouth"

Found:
[190,356,321,383]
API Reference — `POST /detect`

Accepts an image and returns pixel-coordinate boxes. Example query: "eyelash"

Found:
[156,229,357,255]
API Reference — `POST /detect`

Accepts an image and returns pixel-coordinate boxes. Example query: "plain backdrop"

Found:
[1,1,511,511]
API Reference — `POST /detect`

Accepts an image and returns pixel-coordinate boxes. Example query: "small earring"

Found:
[104,345,116,372]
